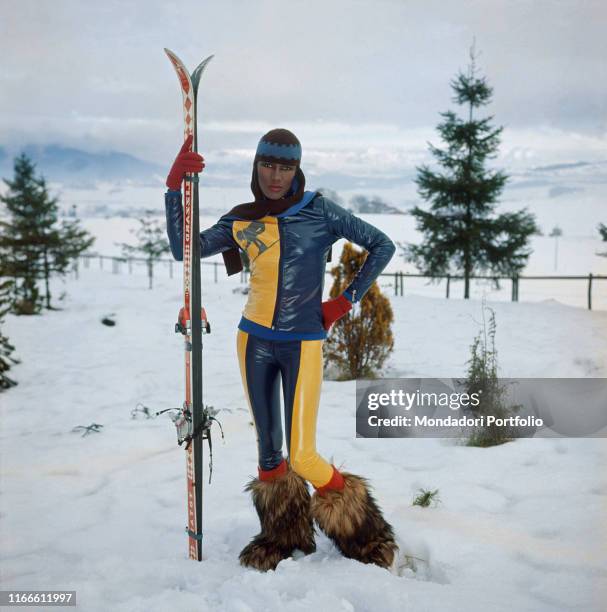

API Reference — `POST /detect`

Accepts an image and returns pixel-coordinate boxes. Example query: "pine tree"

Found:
[403,43,539,298]
[1,155,47,313]
[324,243,394,379]
[53,215,95,281]
[119,212,170,289]
[0,154,93,312]
[0,278,19,390]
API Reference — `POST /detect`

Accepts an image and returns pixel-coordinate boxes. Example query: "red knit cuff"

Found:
[315,466,345,496]
[258,458,288,481]
[336,293,353,312]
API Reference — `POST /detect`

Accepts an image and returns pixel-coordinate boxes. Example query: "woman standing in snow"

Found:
[165,129,398,571]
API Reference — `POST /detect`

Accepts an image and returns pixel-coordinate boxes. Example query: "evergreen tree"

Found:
[0,278,19,390]
[403,43,539,298]
[53,214,95,282]
[0,154,93,312]
[119,212,170,289]
[324,243,394,379]
[1,155,47,313]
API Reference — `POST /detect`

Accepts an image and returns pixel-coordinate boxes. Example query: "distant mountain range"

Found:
[0,144,164,186]
[1,143,605,208]
[0,143,422,191]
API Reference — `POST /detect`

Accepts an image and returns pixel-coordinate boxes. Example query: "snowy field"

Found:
[62,167,607,313]
[79,210,607,313]
[1,261,606,611]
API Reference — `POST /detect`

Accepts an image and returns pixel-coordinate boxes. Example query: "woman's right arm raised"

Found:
[164,136,238,261]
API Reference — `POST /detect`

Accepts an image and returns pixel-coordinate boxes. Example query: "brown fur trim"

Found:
[310,473,398,569]
[239,534,293,573]
[239,469,316,571]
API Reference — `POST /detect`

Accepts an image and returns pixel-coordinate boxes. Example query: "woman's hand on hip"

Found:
[321,294,353,331]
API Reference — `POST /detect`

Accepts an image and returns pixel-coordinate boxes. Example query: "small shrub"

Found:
[324,243,394,380]
[464,304,521,447]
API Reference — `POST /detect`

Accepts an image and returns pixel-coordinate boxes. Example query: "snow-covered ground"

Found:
[80,205,607,313]
[1,261,606,611]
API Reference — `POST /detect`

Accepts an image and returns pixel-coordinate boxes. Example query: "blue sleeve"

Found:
[165,190,185,260]
[322,197,396,303]
[165,191,239,261]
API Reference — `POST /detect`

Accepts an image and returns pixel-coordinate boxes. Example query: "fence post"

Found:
[169,260,173,279]
[73,259,79,280]
[446,274,450,299]
[394,272,398,296]
[84,256,90,269]
[400,271,404,296]
[214,262,218,283]
[588,273,593,310]
[511,275,516,301]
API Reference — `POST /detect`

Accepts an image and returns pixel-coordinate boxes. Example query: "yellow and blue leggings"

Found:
[236,329,337,489]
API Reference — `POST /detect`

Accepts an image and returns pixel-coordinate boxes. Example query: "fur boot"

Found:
[310,472,398,569]
[239,468,316,571]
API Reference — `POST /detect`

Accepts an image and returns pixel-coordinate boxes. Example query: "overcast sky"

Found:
[1,0,606,176]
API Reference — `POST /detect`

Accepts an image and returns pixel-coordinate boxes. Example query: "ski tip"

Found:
[191,54,215,90]
[195,54,214,72]
[164,47,185,67]
[164,48,214,64]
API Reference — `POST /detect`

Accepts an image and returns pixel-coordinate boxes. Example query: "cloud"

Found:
[1,0,605,171]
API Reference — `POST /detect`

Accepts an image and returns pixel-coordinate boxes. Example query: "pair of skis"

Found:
[164,48,214,562]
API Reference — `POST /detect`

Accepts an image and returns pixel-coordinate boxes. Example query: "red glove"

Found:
[166,134,205,191]
[321,294,353,331]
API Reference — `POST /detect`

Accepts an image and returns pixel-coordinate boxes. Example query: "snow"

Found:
[1,231,607,611]
[78,205,607,312]
[60,170,607,314]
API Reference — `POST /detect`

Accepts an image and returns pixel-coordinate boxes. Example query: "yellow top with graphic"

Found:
[232,217,280,327]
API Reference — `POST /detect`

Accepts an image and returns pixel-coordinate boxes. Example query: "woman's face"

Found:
[257,160,297,200]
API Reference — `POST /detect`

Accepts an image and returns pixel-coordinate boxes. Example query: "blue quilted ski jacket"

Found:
[165,190,395,341]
